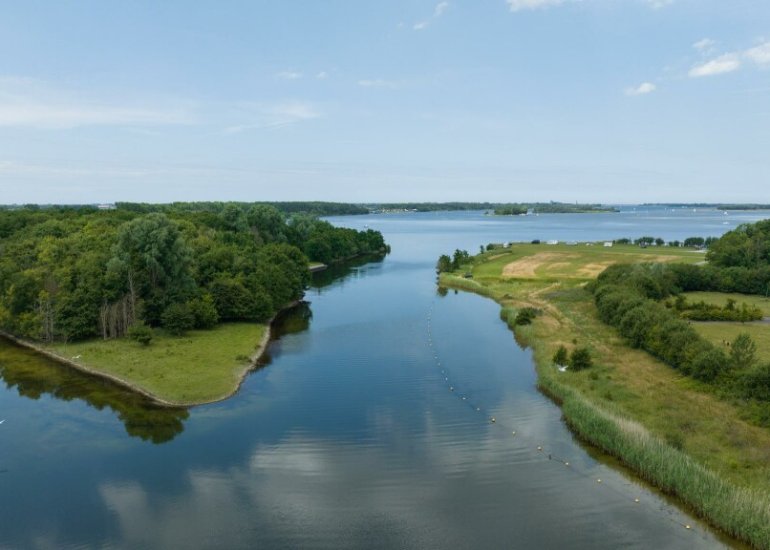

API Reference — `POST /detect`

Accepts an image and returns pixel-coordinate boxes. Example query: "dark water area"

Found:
[1,207,768,549]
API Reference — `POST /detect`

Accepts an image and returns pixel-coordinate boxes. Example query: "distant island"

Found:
[363,202,619,214]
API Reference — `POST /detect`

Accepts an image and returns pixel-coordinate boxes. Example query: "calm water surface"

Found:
[2,207,768,549]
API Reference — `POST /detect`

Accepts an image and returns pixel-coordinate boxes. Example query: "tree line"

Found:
[588,219,770,412]
[0,203,388,343]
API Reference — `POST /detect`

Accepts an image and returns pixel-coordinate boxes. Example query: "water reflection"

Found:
[310,254,386,289]
[0,341,189,444]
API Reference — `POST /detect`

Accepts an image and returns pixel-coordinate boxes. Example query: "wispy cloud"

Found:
[688,40,770,78]
[625,82,656,96]
[222,100,321,134]
[506,0,565,12]
[276,70,303,80]
[745,41,770,66]
[413,1,449,31]
[692,38,716,52]
[645,0,673,9]
[357,79,398,89]
[316,71,329,79]
[0,77,194,129]
[688,53,741,77]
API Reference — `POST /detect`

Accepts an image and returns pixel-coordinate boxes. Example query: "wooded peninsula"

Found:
[0,202,388,404]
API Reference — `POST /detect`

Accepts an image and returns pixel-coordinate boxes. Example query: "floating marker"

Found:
[511,431,516,436]
[634,498,640,503]
[597,479,602,483]
[685,525,691,530]
[450,386,454,391]
[537,446,542,451]
[564,462,569,467]
[476,407,481,411]
[490,417,496,423]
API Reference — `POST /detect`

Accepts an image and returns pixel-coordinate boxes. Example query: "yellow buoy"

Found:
[685,525,691,530]
[597,479,602,483]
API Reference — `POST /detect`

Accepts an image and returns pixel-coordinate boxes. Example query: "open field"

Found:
[474,243,703,281]
[47,323,267,406]
[441,242,770,548]
[694,322,770,363]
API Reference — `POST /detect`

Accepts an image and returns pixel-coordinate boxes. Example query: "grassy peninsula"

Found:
[440,241,770,549]
[46,323,268,406]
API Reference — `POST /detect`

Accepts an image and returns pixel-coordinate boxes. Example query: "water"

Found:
[1,207,768,549]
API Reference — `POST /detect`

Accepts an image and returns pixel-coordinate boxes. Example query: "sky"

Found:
[0,0,769,204]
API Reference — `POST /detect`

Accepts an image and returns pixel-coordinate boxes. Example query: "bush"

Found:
[127,321,153,346]
[514,307,538,325]
[569,347,593,371]
[161,302,195,336]
[188,294,219,329]
[553,345,568,366]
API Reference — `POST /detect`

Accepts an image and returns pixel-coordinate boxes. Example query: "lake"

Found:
[1,207,768,549]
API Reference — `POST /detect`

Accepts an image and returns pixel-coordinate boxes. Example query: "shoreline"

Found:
[0,300,304,409]
[441,272,770,549]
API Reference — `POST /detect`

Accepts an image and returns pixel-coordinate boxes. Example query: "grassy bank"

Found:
[441,243,770,549]
[46,322,268,406]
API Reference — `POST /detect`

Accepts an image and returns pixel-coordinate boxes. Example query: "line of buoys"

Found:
[425,300,705,539]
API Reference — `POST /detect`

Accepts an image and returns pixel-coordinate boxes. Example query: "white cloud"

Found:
[645,0,673,9]
[222,101,321,134]
[692,38,716,52]
[276,70,302,80]
[0,77,193,128]
[745,41,770,66]
[357,79,398,89]
[413,1,449,31]
[506,0,565,11]
[688,54,741,77]
[316,71,329,79]
[625,82,656,96]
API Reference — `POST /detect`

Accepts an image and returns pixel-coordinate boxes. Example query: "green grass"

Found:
[471,243,702,282]
[683,291,770,316]
[441,244,770,548]
[693,322,770,363]
[47,322,267,405]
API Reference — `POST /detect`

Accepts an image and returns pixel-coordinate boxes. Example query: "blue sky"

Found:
[0,1,768,204]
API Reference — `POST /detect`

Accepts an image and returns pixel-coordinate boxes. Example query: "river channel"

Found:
[1,207,768,548]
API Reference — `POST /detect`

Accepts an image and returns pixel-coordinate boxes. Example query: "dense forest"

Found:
[589,219,770,412]
[0,203,387,343]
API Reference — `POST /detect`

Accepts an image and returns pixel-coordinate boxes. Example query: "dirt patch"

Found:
[502,252,579,278]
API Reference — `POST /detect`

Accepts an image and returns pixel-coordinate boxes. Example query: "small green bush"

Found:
[127,321,153,346]
[515,307,538,325]
[552,345,569,366]
[569,347,593,371]
[161,302,195,336]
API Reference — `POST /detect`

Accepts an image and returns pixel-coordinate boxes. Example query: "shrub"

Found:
[515,307,538,325]
[569,347,593,371]
[161,302,195,336]
[553,345,569,366]
[127,321,153,346]
[188,294,219,329]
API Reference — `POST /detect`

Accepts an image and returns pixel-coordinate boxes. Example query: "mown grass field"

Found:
[694,322,770,363]
[473,242,703,281]
[48,322,267,405]
[441,242,770,548]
